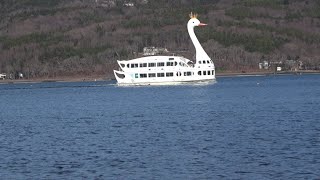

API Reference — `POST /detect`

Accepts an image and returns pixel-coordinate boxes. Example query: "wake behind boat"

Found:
[113,13,215,86]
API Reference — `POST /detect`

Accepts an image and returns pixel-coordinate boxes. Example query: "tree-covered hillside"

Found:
[0,0,320,79]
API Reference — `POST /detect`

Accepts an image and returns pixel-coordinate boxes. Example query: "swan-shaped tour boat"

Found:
[114,13,215,85]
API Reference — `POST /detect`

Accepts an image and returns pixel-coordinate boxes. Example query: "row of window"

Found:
[198,60,212,64]
[135,71,193,78]
[134,70,214,78]
[198,70,215,76]
[124,61,188,69]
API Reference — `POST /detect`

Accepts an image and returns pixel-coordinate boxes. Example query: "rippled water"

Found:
[0,74,320,179]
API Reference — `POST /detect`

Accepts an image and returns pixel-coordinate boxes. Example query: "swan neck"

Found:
[188,26,201,51]
[188,25,210,61]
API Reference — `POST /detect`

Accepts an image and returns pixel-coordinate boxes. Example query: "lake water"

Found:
[0,74,319,179]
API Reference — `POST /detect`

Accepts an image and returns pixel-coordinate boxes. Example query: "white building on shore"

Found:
[0,73,6,80]
[143,47,168,56]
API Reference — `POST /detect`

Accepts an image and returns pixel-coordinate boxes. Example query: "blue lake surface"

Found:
[0,74,320,179]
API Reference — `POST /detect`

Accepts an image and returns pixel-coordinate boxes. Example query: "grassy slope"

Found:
[0,0,319,79]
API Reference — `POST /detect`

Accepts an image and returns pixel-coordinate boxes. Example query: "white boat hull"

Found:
[116,77,216,86]
[114,64,215,86]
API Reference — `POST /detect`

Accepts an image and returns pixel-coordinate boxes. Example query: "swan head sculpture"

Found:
[188,12,207,28]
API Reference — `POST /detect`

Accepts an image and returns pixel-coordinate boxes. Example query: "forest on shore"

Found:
[1,0,320,79]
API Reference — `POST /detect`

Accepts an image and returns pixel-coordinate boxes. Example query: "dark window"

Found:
[140,74,147,78]
[198,61,202,64]
[207,60,210,64]
[148,63,156,67]
[176,72,182,76]
[166,62,174,66]
[148,73,156,78]
[157,73,165,77]
[212,70,214,75]
[127,64,130,68]
[198,71,202,75]
[184,72,192,76]
[166,72,174,77]
[140,63,147,67]
[135,73,139,78]
[203,60,206,64]
[174,62,177,66]
[169,58,174,60]
[157,62,165,67]
[203,71,207,75]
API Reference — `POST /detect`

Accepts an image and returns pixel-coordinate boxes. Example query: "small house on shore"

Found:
[259,61,269,70]
[0,73,6,80]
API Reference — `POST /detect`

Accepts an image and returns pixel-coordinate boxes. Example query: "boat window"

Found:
[140,74,147,78]
[157,62,165,67]
[127,64,130,68]
[198,71,202,75]
[166,72,174,77]
[140,63,147,68]
[203,60,206,64]
[148,63,156,67]
[120,63,125,68]
[176,72,182,76]
[207,60,210,64]
[166,62,174,66]
[131,63,138,68]
[115,72,125,79]
[169,58,174,60]
[184,72,192,76]
[175,62,177,66]
[148,73,156,78]
[208,70,211,75]
[182,62,189,67]
[203,71,207,75]
[135,73,139,78]
[212,70,214,75]
[198,61,201,64]
[157,73,165,77]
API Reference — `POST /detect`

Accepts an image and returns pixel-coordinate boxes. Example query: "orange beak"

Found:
[199,23,208,26]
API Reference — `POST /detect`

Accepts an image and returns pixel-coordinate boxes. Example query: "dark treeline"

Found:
[0,0,320,79]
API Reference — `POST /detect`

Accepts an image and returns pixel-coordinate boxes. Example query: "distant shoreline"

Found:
[0,71,319,84]
[216,70,320,77]
[0,76,112,84]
